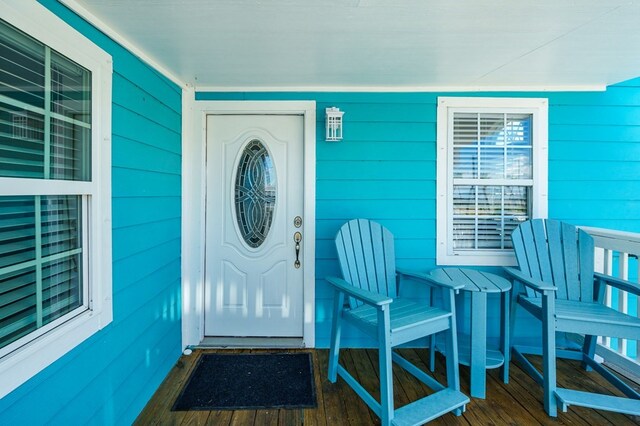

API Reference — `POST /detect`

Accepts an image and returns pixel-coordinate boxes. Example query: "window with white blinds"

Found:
[0,18,90,353]
[436,97,548,266]
[0,1,111,399]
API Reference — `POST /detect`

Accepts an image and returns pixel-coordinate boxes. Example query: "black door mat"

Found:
[172,352,317,411]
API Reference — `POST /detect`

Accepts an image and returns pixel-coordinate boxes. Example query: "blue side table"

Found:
[430,268,511,399]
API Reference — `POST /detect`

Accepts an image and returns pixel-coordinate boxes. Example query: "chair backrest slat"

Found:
[335,219,396,308]
[547,220,569,299]
[560,222,579,300]
[579,229,595,302]
[512,219,595,302]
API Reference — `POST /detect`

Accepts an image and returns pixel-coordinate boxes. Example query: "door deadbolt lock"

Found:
[294,232,302,268]
[294,216,302,228]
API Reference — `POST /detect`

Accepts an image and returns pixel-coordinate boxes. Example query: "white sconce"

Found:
[325,107,344,141]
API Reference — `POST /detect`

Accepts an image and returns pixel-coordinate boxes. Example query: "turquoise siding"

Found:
[0,1,182,424]
[197,79,640,347]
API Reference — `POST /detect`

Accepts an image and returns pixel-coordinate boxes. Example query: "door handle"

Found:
[294,232,302,268]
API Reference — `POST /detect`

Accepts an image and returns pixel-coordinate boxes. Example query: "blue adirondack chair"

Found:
[326,219,469,425]
[506,219,640,417]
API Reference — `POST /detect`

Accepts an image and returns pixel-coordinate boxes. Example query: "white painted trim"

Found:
[182,100,316,349]
[195,85,607,93]
[0,179,95,196]
[0,0,112,398]
[436,96,548,266]
[58,0,186,88]
[181,85,201,349]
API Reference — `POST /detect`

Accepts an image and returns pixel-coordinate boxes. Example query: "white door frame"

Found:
[181,97,316,349]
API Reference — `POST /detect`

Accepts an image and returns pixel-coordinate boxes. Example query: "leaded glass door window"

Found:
[234,139,276,248]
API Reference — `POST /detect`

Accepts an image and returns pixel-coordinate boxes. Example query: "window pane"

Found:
[453,185,530,250]
[51,50,91,124]
[50,118,91,181]
[0,19,45,109]
[453,113,478,178]
[41,195,81,257]
[479,148,504,179]
[0,102,45,178]
[42,254,82,324]
[505,114,532,147]
[479,113,504,147]
[0,266,37,349]
[506,147,532,179]
[0,196,36,269]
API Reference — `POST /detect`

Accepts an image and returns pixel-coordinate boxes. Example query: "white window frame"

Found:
[436,97,548,266]
[0,1,112,398]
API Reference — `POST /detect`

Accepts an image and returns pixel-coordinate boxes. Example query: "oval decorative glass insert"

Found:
[235,139,277,248]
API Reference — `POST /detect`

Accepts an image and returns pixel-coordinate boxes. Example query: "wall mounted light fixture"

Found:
[325,107,344,141]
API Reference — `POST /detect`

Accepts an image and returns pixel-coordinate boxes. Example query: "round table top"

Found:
[430,267,511,293]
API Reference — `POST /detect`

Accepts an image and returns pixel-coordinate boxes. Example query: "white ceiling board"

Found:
[69,0,640,90]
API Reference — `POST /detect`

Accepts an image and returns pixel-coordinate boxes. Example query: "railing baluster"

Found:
[602,249,613,348]
[618,252,629,356]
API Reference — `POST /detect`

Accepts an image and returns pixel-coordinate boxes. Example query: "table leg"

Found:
[470,291,487,398]
[501,290,510,384]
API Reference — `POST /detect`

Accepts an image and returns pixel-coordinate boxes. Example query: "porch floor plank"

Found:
[134,349,640,425]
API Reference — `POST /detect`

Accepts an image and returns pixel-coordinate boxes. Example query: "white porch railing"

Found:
[581,226,640,376]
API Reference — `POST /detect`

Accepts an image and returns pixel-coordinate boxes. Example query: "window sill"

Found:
[0,308,111,399]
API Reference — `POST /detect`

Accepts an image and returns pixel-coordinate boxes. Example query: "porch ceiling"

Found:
[69,0,640,90]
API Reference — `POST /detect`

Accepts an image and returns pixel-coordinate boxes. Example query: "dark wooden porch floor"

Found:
[135,348,640,425]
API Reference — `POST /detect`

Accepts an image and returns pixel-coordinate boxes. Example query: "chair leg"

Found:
[328,291,345,383]
[429,287,436,371]
[509,285,519,357]
[444,290,463,416]
[429,333,436,372]
[501,290,510,384]
[378,307,394,425]
[582,334,598,372]
[542,295,558,417]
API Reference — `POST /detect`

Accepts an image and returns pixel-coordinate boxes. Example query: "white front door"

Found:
[204,114,304,337]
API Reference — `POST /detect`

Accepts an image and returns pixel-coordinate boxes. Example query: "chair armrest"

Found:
[503,267,557,292]
[396,267,464,291]
[594,272,640,296]
[325,276,393,307]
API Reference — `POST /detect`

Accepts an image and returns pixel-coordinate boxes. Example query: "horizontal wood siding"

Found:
[0,1,182,424]
[198,78,640,347]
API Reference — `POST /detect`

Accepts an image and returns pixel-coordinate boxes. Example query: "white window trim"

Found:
[0,1,112,398]
[436,97,548,266]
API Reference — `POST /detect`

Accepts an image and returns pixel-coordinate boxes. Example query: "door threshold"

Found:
[198,337,305,349]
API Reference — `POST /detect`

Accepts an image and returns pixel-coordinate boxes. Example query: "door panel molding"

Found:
[182,100,316,349]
